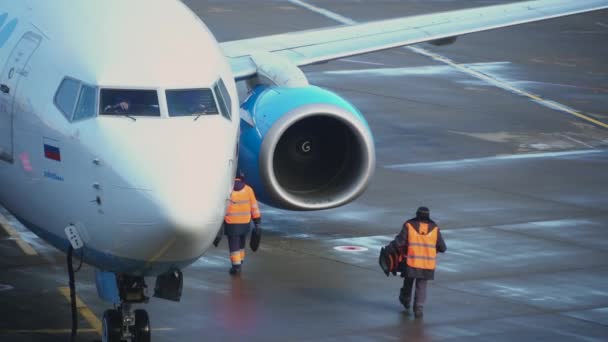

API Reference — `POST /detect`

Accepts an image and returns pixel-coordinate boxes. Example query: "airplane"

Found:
[0,0,606,341]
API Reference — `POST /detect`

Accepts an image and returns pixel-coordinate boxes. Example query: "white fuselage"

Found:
[0,0,239,275]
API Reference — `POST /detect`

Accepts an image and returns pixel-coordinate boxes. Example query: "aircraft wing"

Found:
[220,0,608,80]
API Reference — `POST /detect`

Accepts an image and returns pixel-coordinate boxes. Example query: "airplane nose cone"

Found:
[99,119,236,262]
[150,141,233,260]
[156,167,228,255]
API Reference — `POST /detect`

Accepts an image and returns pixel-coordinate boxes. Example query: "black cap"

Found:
[416,206,430,220]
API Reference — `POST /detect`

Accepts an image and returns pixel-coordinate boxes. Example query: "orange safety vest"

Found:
[406,222,438,270]
[224,185,261,224]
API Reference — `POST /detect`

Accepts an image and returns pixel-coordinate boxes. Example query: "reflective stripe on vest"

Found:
[406,222,438,270]
[224,185,261,224]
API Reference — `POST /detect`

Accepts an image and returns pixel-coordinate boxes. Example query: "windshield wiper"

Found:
[103,104,137,121]
[194,110,208,121]
[122,114,137,121]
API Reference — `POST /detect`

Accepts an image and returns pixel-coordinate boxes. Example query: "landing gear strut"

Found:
[97,269,182,342]
[101,275,150,342]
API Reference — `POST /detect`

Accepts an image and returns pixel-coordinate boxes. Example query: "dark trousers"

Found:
[400,278,427,308]
[228,234,247,265]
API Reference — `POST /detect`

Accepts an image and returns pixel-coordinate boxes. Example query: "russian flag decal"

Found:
[44,144,61,161]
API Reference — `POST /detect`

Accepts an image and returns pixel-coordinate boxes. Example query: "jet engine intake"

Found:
[239,85,375,210]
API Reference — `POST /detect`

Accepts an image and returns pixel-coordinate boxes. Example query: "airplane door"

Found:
[0,32,41,163]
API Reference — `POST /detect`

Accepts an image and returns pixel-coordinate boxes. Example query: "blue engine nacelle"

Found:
[239,85,375,210]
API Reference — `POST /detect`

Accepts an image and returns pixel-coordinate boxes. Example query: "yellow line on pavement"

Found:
[0,215,37,256]
[551,105,608,129]
[58,287,102,335]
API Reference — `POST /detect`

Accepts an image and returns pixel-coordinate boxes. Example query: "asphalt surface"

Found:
[1,0,608,341]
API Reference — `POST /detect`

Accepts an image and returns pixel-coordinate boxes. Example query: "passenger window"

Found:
[216,79,232,120]
[100,89,160,116]
[166,89,219,117]
[55,78,80,120]
[73,85,97,121]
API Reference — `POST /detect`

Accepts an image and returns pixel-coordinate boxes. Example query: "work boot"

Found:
[229,265,241,275]
[414,306,423,318]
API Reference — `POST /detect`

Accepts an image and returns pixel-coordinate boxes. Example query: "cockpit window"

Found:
[213,83,229,120]
[55,77,98,122]
[215,79,232,120]
[100,89,160,116]
[166,89,219,117]
[55,78,80,120]
[73,85,97,121]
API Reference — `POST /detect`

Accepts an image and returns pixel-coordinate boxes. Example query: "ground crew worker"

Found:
[223,175,261,275]
[389,206,446,318]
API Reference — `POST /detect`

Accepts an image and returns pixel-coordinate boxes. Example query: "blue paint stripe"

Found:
[0,13,8,27]
[0,17,18,48]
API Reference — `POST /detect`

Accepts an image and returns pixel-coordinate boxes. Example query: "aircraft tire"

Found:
[134,309,151,342]
[102,309,122,342]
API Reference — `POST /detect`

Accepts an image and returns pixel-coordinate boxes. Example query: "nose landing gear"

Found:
[100,275,151,342]
[102,304,150,342]
[96,269,182,342]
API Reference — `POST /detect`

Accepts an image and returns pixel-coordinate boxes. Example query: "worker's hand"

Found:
[212,235,221,247]
[118,100,130,111]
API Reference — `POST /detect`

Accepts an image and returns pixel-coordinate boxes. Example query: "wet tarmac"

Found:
[1,0,608,341]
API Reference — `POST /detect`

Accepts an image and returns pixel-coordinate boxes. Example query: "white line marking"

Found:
[340,58,389,67]
[324,61,510,77]
[406,46,608,128]
[385,149,605,170]
[596,22,608,28]
[0,284,14,291]
[288,0,608,129]
[559,134,594,148]
[509,80,608,93]
[287,0,356,25]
